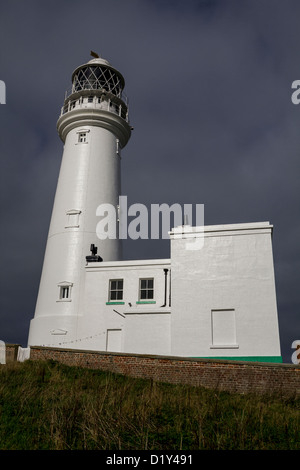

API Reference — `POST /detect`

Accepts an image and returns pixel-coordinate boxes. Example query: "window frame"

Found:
[76,128,90,144]
[78,132,87,143]
[139,278,154,301]
[57,281,73,302]
[65,209,81,228]
[108,279,124,302]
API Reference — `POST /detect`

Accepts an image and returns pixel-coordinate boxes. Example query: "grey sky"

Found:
[0,0,299,362]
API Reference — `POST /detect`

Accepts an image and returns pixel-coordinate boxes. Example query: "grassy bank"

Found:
[0,360,299,450]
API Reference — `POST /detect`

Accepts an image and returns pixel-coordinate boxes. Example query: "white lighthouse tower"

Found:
[28,53,131,347]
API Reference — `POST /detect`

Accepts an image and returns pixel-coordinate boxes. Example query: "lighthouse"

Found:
[27,54,281,362]
[28,54,131,347]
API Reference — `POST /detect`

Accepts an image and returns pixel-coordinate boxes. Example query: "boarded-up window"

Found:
[106,329,122,352]
[65,209,81,228]
[211,309,237,346]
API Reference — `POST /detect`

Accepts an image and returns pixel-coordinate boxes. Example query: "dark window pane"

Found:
[147,290,154,299]
[61,286,69,299]
[110,291,117,300]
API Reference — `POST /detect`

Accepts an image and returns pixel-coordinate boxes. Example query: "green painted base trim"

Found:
[106,301,125,305]
[190,356,283,363]
[136,301,156,304]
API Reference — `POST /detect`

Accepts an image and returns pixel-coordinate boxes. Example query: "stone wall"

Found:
[29,346,300,397]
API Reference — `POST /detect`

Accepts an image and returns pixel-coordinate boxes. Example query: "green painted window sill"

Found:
[106,301,125,305]
[136,301,156,304]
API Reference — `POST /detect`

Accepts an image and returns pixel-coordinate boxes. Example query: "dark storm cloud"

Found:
[0,0,299,362]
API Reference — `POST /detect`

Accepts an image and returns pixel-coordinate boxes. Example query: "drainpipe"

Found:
[169,269,171,307]
[161,268,169,307]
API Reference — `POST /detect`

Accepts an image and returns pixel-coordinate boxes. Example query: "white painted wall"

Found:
[124,312,171,355]
[169,222,281,359]
[28,221,281,359]
[75,259,171,353]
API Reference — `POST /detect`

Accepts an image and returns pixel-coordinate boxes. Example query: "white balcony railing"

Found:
[60,94,129,123]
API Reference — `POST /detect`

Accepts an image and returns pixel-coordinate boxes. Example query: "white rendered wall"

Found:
[28,125,123,347]
[70,259,171,353]
[169,222,281,360]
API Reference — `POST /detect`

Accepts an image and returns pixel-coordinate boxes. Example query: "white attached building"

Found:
[28,55,282,363]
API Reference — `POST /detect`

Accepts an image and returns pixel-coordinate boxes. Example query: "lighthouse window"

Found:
[78,133,87,143]
[139,278,154,300]
[109,279,124,301]
[61,287,69,299]
[57,282,73,302]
